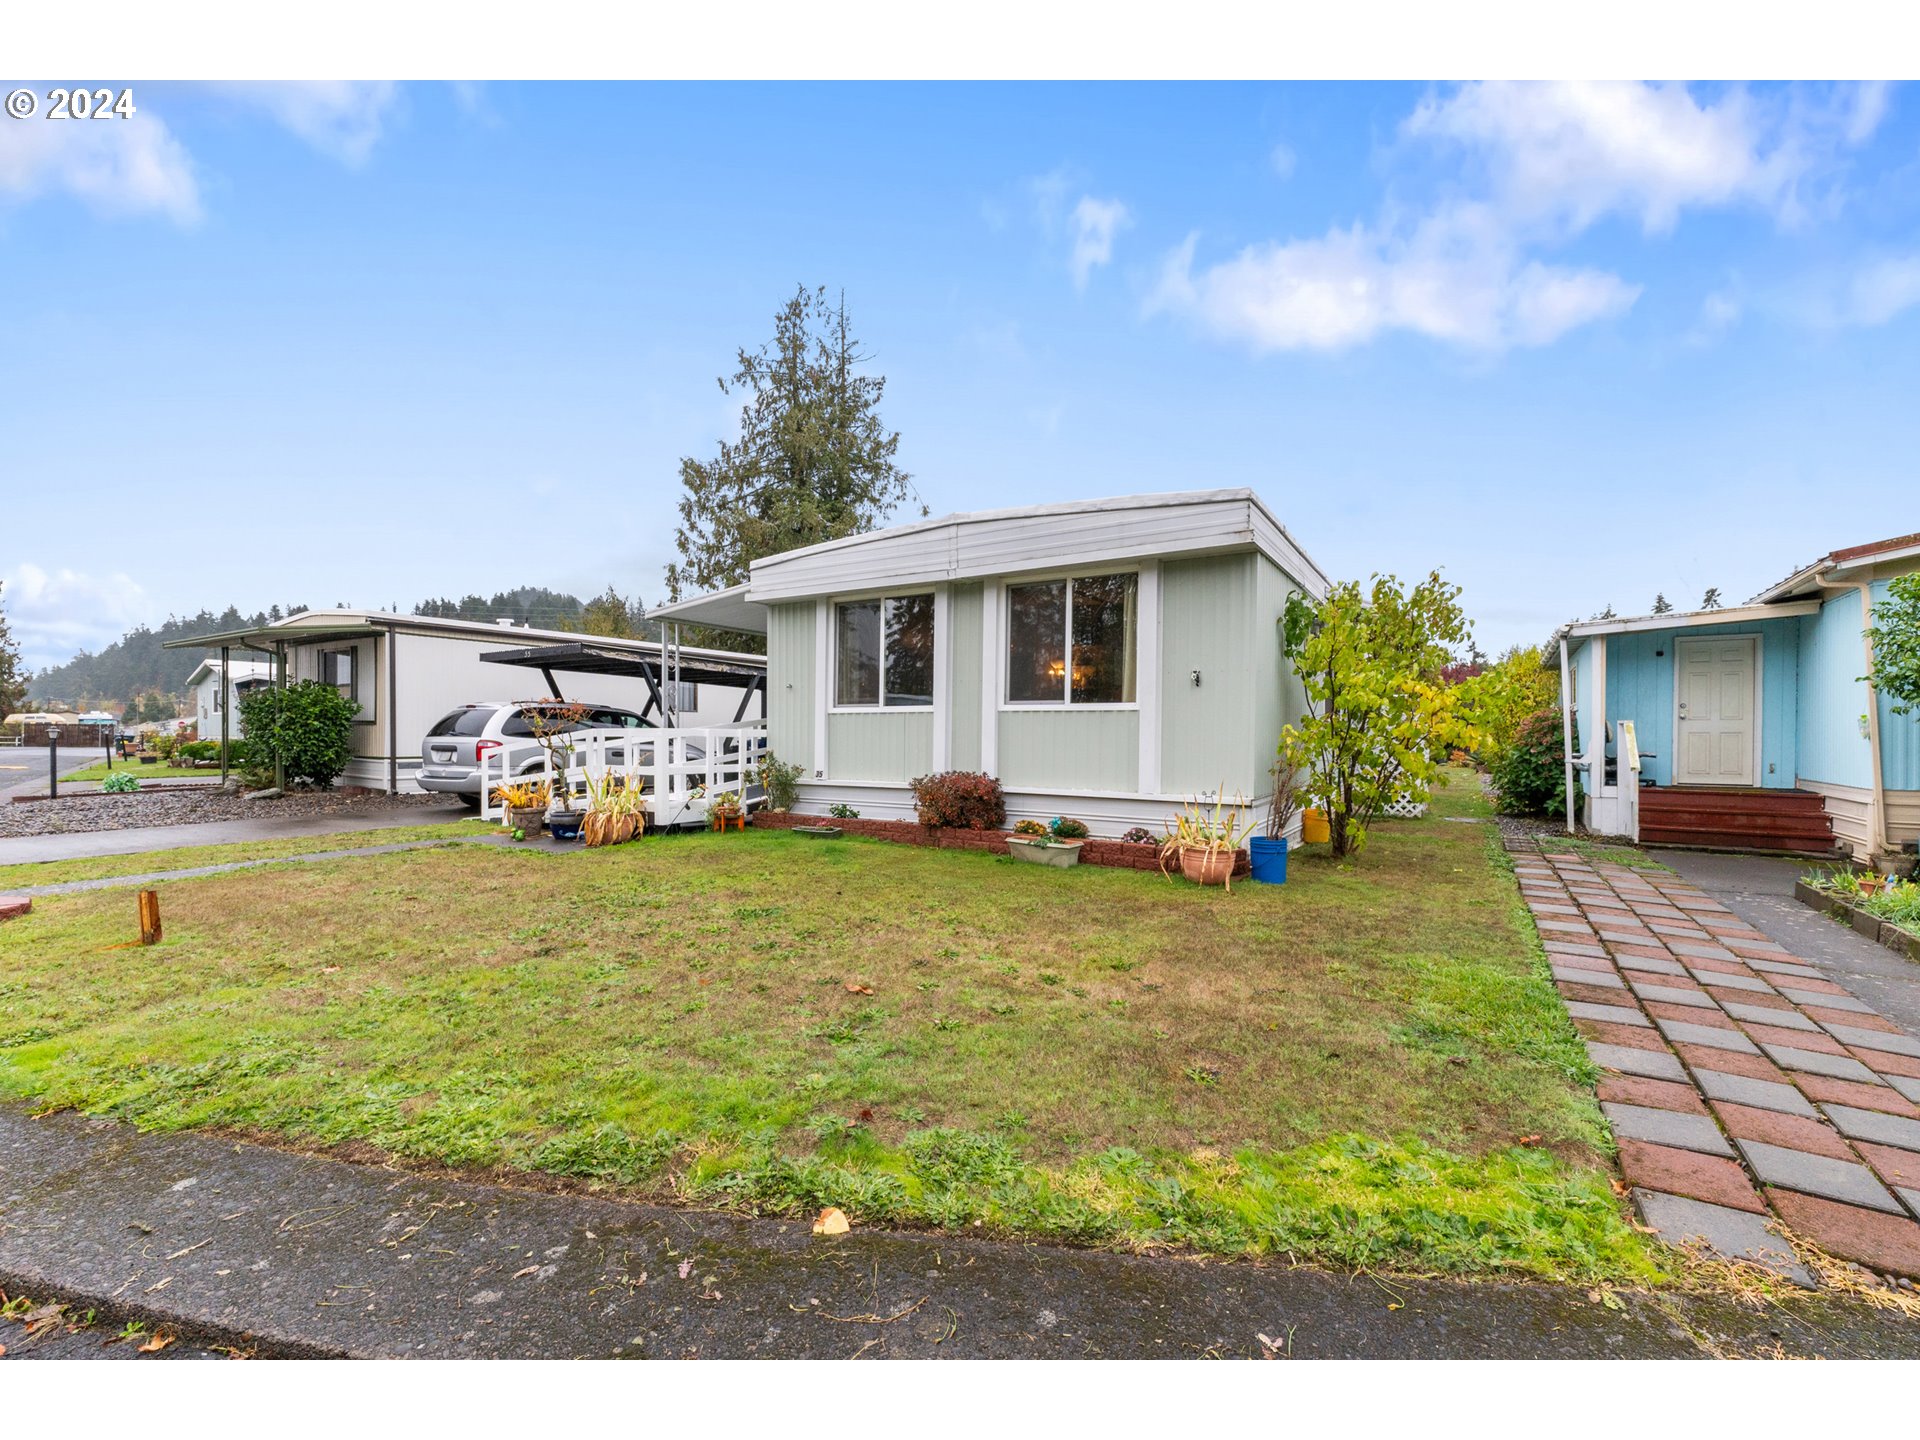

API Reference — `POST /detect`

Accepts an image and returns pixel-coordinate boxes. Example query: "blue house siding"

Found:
[1570,637,1594,760]
[1797,591,1875,790]
[1872,578,1920,791]
[1598,619,1800,789]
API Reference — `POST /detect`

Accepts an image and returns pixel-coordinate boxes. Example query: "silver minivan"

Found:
[416,701,654,804]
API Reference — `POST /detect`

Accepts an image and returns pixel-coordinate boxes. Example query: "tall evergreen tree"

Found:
[1701,587,1723,610]
[0,580,26,718]
[1651,593,1673,614]
[665,286,920,606]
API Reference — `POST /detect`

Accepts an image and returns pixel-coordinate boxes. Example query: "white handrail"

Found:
[480,723,768,830]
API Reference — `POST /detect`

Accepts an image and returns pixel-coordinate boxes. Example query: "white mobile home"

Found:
[168,609,765,794]
[652,489,1329,834]
[187,657,273,740]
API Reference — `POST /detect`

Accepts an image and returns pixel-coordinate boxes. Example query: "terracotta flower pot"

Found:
[1179,847,1235,887]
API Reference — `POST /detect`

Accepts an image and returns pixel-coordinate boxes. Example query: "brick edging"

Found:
[1794,879,1920,962]
[749,809,1249,876]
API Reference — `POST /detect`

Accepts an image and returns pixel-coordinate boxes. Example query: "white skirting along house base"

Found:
[789,779,1288,841]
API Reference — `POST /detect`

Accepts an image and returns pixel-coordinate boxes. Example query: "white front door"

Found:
[1674,637,1757,786]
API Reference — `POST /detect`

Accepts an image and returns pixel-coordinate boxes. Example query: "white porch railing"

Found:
[1576,718,1643,841]
[478,723,768,830]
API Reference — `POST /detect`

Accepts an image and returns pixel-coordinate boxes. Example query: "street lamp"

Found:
[47,725,61,800]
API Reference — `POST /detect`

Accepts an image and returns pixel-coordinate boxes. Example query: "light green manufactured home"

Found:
[652,489,1329,835]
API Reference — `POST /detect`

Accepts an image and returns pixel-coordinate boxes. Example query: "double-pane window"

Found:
[1006,573,1137,705]
[835,595,934,707]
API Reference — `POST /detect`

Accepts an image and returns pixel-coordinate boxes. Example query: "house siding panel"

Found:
[997,709,1139,793]
[947,582,983,772]
[1597,619,1800,789]
[1871,579,1920,792]
[827,711,935,783]
[1252,555,1304,799]
[1797,593,1874,791]
[1159,554,1259,798]
[766,602,815,770]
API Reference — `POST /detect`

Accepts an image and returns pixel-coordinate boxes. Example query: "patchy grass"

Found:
[59,761,214,784]
[0,773,1660,1282]
[0,820,495,891]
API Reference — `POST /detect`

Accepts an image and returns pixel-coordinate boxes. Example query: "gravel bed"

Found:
[0,789,450,838]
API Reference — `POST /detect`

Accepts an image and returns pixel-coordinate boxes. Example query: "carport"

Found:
[478,640,768,727]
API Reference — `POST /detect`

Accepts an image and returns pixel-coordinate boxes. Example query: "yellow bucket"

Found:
[1300,807,1331,845]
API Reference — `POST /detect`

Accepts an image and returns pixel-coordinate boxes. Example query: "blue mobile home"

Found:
[1556,532,1920,861]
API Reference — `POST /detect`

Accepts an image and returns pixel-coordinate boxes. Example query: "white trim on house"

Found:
[743,489,1330,604]
[979,579,1000,775]
[1558,600,1821,642]
[812,599,830,780]
[1670,633,1763,788]
[787,777,1280,840]
[823,587,938,713]
[931,584,951,771]
[1136,560,1162,796]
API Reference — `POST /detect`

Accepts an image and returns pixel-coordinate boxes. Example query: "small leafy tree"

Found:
[1866,573,1920,716]
[1280,572,1482,858]
[1456,644,1559,763]
[237,680,358,788]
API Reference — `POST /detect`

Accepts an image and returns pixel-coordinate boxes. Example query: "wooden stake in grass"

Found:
[138,889,162,946]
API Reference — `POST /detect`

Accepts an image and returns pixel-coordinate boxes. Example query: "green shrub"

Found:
[101,771,140,793]
[237,680,359,789]
[755,751,803,811]
[1049,817,1089,840]
[1489,707,1576,817]
[177,740,219,763]
[828,802,860,819]
[151,732,178,761]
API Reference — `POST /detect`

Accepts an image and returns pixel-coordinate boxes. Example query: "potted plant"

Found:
[524,700,591,841]
[1249,754,1302,885]
[1159,793,1256,891]
[708,789,744,831]
[583,774,646,847]
[1006,817,1085,868]
[493,779,551,835]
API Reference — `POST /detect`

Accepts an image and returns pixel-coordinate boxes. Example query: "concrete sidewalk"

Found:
[4,1107,1920,1358]
[0,801,475,867]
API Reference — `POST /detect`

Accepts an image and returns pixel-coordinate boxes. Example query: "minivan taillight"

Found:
[474,740,500,772]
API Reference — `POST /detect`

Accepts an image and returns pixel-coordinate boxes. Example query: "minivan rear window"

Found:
[427,707,497,737]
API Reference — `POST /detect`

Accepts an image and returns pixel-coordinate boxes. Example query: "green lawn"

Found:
[60,760,216,783]
[0,775,1662,1282]
[0,820,496,891]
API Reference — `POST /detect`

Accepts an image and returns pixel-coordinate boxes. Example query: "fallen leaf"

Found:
[512,1265,539,1280]
[677,1259,694,1279]
[320,965,341,975]
[813,1206,851,1236]
[0,1342,6,1357]
[139,1332,176,1353]
[1517,1135,1543,1147]
[844,982,873,995]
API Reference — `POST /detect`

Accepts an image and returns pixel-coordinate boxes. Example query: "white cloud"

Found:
[2,564,153,673]
[1069,195,1131,290]
[1149,204,1639,354]
[1269,141,1296,180]
[1844,254,1920,326]
[1685,286,1745,345]
[0,100,198,224]
[1152,82,1899,357]
[210,82,400,166]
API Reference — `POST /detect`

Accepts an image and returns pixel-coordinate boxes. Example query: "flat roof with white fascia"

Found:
[1554,598,1824,643]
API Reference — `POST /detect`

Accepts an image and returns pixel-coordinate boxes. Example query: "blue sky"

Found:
[3,80,1917,672]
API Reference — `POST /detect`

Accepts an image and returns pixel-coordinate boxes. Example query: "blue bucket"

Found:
[1248,835,1289,884]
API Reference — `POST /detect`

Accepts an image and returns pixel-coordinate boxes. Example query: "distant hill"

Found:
[27,586,651,710]
[28,606,299,710]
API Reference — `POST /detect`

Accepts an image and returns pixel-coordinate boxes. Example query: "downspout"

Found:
[1847,579,1891,858]
[219,643,231,788]
[385,621,399,796]
[1809,575,1890,860]
[1559,635,1576,835]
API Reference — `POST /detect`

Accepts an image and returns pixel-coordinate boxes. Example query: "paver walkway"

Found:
[1514,841,1920,1284]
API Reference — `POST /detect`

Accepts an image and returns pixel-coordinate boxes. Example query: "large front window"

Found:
[1006,573,1137,705]
[835,594,934,707]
